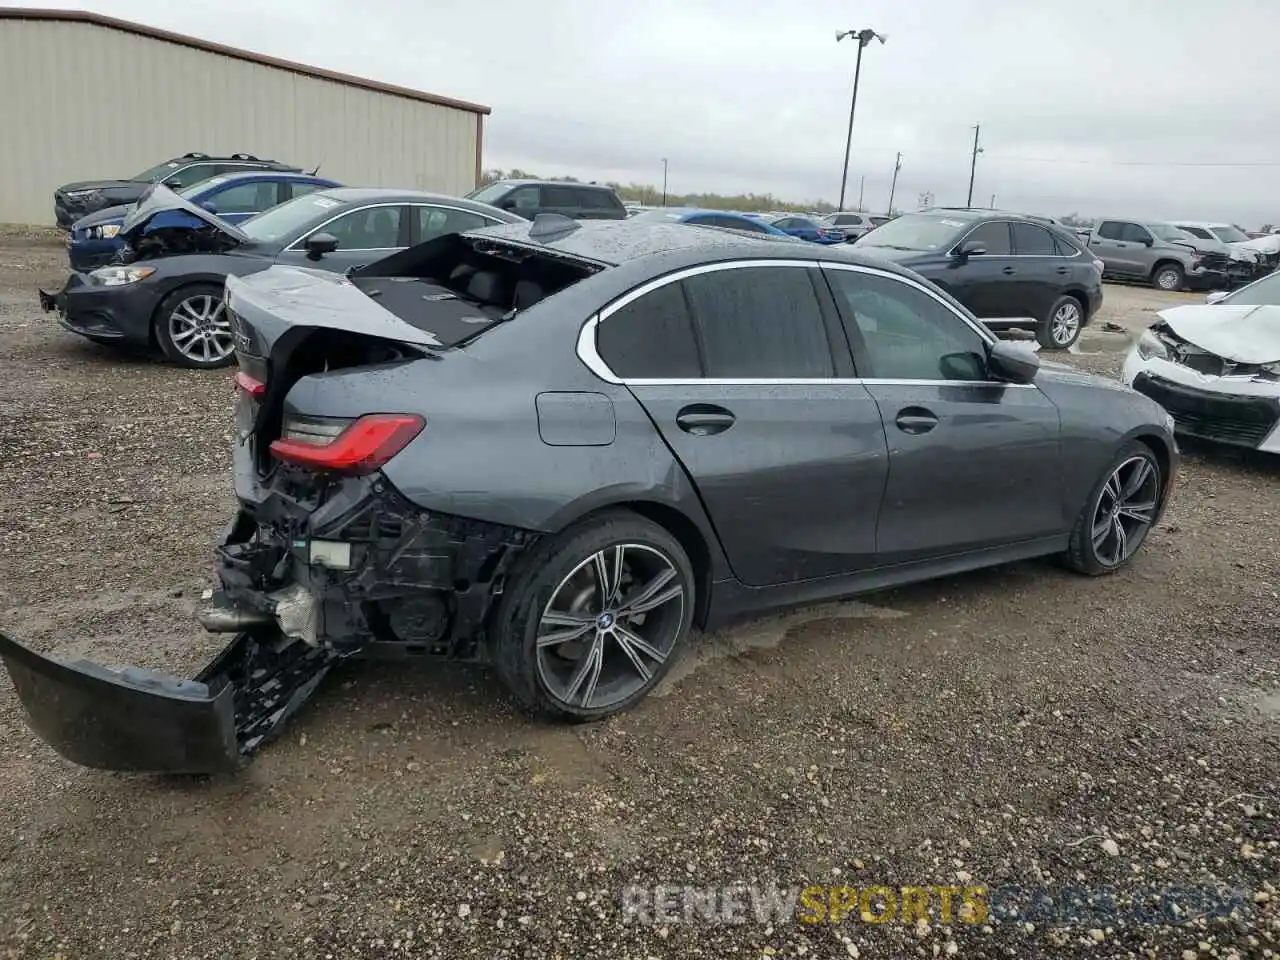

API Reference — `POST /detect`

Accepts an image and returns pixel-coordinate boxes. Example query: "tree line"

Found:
[479,169,837,214]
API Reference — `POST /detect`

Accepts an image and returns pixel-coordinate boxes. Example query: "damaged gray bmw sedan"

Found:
[0,215,1179,774]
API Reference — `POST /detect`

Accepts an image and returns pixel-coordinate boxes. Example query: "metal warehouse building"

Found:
[0,7,490,225]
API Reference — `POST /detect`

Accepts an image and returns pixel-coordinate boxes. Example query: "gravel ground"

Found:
[0,234,1276,959]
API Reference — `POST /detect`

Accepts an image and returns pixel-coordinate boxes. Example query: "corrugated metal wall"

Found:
[0,19,481,225]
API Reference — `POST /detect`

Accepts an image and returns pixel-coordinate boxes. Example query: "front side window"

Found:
[319,205,403,249]
[597,282,701,379]
[1096,221,1125,240]
[1178,225,1214,240]
[962,221,1013,255]
[1121,223,1155,243]
[163,163,219,190]
[1211,225,1249,243]
[506,186,540,214]
[828,270,989,382]
[683,267,834,378]
[206,180,277,214]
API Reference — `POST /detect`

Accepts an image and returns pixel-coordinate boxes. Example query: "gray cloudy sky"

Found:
[19,0,1280,225]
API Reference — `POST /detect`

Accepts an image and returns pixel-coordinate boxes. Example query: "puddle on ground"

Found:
[653,599,906,696]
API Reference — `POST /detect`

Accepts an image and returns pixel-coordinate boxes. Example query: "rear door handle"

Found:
[894,407,939,435]
[676,404,736,436]
[1001,265,1016,275]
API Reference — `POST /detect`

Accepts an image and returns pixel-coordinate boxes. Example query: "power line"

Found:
[990,155,1280,168]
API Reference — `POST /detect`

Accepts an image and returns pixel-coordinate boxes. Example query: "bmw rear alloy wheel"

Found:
[492,513,695,720]
[155,283,235,369]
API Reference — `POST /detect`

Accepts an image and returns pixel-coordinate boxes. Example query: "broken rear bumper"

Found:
[0,629,338,774]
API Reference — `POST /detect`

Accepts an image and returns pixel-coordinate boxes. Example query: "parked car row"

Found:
[5,211,1178,773]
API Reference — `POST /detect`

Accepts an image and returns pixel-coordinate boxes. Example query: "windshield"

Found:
[178,176,227,199]
[130,160,183,183]
[1177,225,1215,240]
[1222,272,1280,306]
[465,183,511,204]
[856,213,967,250]
[1151,224,1195,242]
[239,193,343,243]
[1212,225,1250,243]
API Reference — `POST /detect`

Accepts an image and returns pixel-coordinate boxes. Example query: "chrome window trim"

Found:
[948,217,1083,259]
[284,201,499,252]
[576,258,1034,389]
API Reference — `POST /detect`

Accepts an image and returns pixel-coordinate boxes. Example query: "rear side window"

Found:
[1011,222,1056,256]
[597,282,701,379]
[683,267,834,378]
[1051,233,1080,257]
[542,185,580,208]
[575,188,623,212]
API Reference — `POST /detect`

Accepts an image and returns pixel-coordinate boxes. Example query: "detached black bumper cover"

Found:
[0,629,338,774]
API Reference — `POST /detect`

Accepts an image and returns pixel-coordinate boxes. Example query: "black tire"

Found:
[1063,441,1163,576]
[1037,294,1084,350]
[489,510,696,721]
[1150,262,1184,292]
[153,283,235,369]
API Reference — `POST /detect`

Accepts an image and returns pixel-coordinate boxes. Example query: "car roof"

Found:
[918,207,1054,225]
[168,152,291,166]
[194,170,331,185]
[488,179,615,191]
[311,187,468,204]
[1173,220,1231,229]
[460,216,912,272]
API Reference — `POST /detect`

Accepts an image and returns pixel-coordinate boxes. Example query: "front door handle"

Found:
[894,407,939,435]
[1001,265,1016,275]
[1056,266,1070,275]
[676,404,736,436]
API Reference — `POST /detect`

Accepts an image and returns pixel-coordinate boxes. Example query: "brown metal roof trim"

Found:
[0,7,492,116]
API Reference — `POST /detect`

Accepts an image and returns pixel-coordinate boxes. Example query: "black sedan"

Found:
[854,209,1105,349]
[38,185,521,368]
[1,216,1177,774]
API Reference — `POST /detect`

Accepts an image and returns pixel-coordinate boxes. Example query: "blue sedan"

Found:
[762,214,848,244]
[628,207,797,238]
[66,170,341,270]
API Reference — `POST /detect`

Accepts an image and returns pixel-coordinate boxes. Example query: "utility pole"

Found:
[661,158,668,207]
[835,28,887,211]
[857,175,865,211]
[989,193,996,209]
[887,152,902,215]
[966,123,983,206]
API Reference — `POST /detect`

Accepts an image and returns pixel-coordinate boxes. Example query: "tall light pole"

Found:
[966,124,983,206]
[857,175,865,212]
[661,158,668,207]
[887,151,902,215]
[835,27,887,212]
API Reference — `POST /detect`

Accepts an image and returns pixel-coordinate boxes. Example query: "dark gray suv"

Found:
[465,179,628,220]
[0,217,1178,774]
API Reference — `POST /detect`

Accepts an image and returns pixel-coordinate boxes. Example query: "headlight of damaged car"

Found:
[1136,328,1169,361]
[89,224,121,240]
[1262,363,1280,378]
[89,265,155,286]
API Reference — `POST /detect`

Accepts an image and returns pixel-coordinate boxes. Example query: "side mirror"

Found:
[955,240,987,258]
[304,232,339,260]
[498,199,518,212]
[987,340,1040,384]
[200,201,218,214]
[1205,290,1229,305]
[1141,237,1154,247]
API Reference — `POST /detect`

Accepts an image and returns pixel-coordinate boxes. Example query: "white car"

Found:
[1172,221,1263,276]
[1121,270,1280,452]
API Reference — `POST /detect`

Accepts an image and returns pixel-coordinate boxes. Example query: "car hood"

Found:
[1238,234,1280,256]
[851,244,931,264]
[72,203,134,230]
[121,184,249,244]
[1155,303,1280,364]
[1034,359,1136,392]
[225,265,446,353]
[58,179,148,197]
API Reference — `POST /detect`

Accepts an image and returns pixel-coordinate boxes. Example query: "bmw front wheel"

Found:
[1064,441,1164,575]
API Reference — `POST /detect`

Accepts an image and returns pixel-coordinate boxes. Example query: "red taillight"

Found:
[234,371,266,398]
[269,414,425,475]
